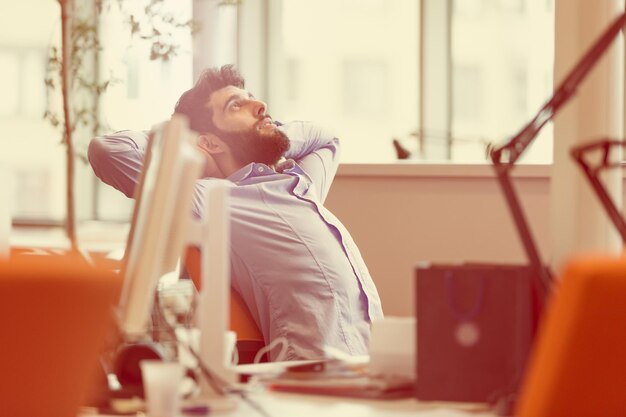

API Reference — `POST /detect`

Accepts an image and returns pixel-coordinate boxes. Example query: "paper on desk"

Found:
[262,362,415,400]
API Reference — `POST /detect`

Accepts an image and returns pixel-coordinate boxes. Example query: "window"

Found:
[0,51,21,117]
[265,0,419,163]
[5,0,557,228]
[499,0,525,14]
[452,65,483,124]
[95,0,193,221]
[2,0,193,225]
[454,0,484,16]
[14,168,52,218]
[1,0,66,223]
[262,0,553,163]
[448,0,554,163]
[342,61,388,118]
[98,1,193,132]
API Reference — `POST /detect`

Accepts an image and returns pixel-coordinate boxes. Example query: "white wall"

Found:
[551,0,624,268]
[325,164,553,317]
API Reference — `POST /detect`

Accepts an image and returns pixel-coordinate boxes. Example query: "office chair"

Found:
[516,254,626,417]
[184,246,265,364]
[0,253,120,417]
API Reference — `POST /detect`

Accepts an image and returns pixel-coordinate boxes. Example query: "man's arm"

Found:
[88,130,149,199]
[279,121,340,203]
[89,130,214,217]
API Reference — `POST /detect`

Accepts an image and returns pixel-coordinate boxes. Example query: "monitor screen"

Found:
[117,115,204,338]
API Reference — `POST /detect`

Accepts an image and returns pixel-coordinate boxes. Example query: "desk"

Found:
[83,390,497,417]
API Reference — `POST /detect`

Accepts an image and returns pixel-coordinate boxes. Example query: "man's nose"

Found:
[251,99,266,117]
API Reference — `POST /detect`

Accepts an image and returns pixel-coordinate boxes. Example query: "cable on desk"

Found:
[154,294,274,417]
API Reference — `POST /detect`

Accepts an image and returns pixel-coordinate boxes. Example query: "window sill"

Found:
[10,221,129,252]
[337,162,552,179]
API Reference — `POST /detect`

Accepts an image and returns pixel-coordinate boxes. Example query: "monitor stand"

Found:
[186,181,237,409]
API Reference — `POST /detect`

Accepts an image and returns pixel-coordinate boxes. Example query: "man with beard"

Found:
[88,65,383,361]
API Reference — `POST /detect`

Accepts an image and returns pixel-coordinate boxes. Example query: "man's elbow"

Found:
[328,136,341,159]
[87,137,108,175]
[88,136,140,199]
[88,134,136,170]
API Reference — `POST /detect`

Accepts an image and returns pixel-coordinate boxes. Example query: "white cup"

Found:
[369,316,416,379]
[176,328,237,367]
[140,360,184,417]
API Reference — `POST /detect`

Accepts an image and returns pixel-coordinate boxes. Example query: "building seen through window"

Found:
[1,0,65,223]
[449,0,554,163]
[3,0,555,226]
[268,0,554,163]
[267,0,420,163]
[1,0,192,224]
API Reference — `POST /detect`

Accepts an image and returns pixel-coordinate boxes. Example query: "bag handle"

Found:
[445,271,486,321]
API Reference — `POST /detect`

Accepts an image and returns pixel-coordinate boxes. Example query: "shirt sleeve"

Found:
[89,130,208,218]
[279,121,341,203]
[88,130,150,199]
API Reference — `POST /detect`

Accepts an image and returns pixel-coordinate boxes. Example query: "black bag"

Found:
[415,263,538,406]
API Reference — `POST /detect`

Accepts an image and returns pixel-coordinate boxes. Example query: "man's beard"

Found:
[215,125,290,167]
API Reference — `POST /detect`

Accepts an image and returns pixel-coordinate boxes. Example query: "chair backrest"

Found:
[184,246,263,343]
[516,254,626,417]
[0,253,121,417]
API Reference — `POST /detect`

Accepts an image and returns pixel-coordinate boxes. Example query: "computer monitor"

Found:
[117,114,204,338]
[116,114,237,402]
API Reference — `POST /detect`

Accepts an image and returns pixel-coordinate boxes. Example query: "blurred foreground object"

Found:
[0,254,120,417]
[516,255,626,417]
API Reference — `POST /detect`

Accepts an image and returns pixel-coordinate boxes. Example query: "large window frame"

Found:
[11,0,622,229]
[239,0,554,164]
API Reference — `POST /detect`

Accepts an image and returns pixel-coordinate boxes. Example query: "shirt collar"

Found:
[227,164,255,183]
[227,162,276,183]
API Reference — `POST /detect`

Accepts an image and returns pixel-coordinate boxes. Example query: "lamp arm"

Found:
[488,11,626,295]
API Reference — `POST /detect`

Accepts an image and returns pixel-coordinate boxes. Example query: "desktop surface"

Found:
[79,357,497,417]
[82,390,497,417]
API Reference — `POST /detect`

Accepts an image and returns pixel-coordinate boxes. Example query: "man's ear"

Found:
[197,133,228,155]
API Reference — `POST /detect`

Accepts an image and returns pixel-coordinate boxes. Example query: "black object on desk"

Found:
[416,263,535,405]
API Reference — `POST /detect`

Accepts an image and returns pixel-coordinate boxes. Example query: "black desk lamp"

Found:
[571,139,626,243]
[489,11,626,304]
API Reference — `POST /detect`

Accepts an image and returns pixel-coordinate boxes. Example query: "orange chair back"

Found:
[184,246,263,342]
[516,255,626,417]
[0,254,121,417]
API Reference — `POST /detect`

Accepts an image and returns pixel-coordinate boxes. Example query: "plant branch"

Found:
[59,0,78,251]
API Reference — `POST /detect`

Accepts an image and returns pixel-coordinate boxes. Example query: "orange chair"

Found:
[0,253,121,417]
[516,255,626,417]
[184,246,265,363]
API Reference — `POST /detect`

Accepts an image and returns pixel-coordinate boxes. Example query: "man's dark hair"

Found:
[173,65,245,134]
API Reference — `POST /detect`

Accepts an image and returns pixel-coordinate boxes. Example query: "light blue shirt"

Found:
[89,121,384,360]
